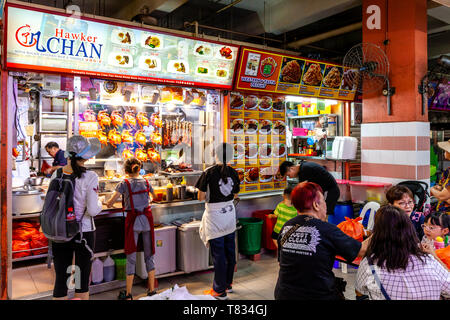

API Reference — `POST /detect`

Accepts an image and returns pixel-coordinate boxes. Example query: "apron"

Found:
[123,179,155,256]
[199,200,236,248]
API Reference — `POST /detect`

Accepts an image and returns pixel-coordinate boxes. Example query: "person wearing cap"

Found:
[50,135,103,300]
[195,143,241,300]
[44,142,67,175]
[431,140,450,213]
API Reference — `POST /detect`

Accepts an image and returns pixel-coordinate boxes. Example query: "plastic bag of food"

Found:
[12,222,39,241]
[12,240,31,259]
[30,233,49,255]
[337,217,365,242]
[435,246,450,269]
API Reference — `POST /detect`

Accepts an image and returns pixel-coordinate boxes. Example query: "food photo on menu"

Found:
[259,143,272,158]
[245,167,259,184]
[272,120,286,135]
[272,143,287,158]
[279,58,304,83]
[111,29,134,45]
[138,56,161,71]
[259,119,273,135]
[245,52,261,76]
[215,68,229,79]
[141,33,163,49]
[233,144,245,160]
[108,52,133,68]
[341,68,360,91]
[244,119,259,135]
[259,167,274,183]
[245,143,258,159]
[302,62,325,86]
[230,119,244,134]
[259,96,273,111]
[193,43,213,57]
[235,168,245,184]
[230,92,244,109]
[244,95,259,110]
[322,65,343,89]
[272,97,285,112]
[167,60,189,74]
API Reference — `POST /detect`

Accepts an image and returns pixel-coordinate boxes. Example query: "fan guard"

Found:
[343,43,390,95]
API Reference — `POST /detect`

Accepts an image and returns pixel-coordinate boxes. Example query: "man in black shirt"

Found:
[279,160,340,216]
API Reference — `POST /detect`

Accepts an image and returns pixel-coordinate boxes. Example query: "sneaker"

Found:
[226,285,233,293]
[118,290,133,300]
[203,288,228,300]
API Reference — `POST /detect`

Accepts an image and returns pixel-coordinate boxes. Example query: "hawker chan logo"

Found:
[15,25,103,59]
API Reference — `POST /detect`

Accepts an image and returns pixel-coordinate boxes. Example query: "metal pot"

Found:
[26,176,45,186]
[12,187,46,214]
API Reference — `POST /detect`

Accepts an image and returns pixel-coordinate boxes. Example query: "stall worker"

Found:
[278,160,340,217]
[431,139,450,213]
[44,141,67,176]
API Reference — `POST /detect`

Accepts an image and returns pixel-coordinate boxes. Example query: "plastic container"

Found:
[91,258,104,285]
[348,181,392,203]
[176,221,209,273]
[251,210,277,251]
[336,179,352,202]
[237,218,263,255]
[112,254,127,281]
[103,255,115,282]
[137,225,177,278]
[328,204,354,225]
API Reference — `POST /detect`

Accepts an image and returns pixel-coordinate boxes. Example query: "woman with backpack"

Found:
[49,135,102,300]
[196,143,240,300]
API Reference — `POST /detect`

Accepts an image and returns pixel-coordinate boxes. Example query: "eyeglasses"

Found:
[397,201,415,208]
[421,224,442,231]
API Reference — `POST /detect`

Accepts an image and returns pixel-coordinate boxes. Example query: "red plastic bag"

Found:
[12,240,31,259]
[12,221,40,241]
[337,217,365,242]
[30,233,49,255]
[436,246,450,270]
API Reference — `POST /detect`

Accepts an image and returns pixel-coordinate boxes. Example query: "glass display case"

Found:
[75,79,223,202]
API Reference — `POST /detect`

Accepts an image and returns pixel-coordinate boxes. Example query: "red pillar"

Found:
[360,0,429,185]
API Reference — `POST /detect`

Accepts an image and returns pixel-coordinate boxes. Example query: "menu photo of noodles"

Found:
[279,58,304,84]
[301,62,325,86]
[322,65,343,89]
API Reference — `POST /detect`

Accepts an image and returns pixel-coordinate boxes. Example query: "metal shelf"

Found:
[287,113,338,120]
[287,155,327,160]
[292,135,336,139]
[12,253,48,263]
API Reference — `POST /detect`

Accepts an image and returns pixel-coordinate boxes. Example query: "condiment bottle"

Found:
[434,236,445,250]
[166,182,173,202]
[180,177,186,199]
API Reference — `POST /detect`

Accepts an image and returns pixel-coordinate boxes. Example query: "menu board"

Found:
[235,47,357,101]
[4,4,239,89]
[228,92,287,193]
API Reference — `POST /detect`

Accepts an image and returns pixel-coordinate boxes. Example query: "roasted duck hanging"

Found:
[124,111,137,128]
[151,131,162,145]
[135,130,147,146]
[150,113,162,128]
[108,129,122,146]
[137,112,149,128]
[111,111,123,128]
[135,148,148,162]
[121,130,133,144]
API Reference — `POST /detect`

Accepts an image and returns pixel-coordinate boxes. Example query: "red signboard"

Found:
[235,47,356,101]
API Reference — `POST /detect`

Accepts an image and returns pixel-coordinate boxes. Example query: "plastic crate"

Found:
[348,181,392,203]
[336,179,351,202]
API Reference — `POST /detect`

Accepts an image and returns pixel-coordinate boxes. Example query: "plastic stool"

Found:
[359,201,380,232]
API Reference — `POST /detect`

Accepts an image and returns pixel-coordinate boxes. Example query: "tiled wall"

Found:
[361,121,430,186]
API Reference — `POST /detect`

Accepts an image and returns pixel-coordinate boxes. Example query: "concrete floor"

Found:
[72,251,358,300]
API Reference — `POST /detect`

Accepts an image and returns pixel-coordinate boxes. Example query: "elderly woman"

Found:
[274,182,371,300]
[356,205,450,300]
[431,139,450,212]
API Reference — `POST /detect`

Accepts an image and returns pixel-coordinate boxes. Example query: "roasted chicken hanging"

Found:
[121,130,133,144]
[150,131,162,145]
[124,111,137,128]
[122,148,134,160]
[150,113,162,128]
[97,111,111,129]
[108,129,122,146]
[137,112,149,128]
[97,130,108,145]
[134,130,147,146]
[147,148,160,163]
[111,111,123,128]
[135,148,148,162]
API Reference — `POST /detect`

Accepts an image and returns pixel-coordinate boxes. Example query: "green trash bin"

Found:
[237,218,263,255]
[112,254,127,281]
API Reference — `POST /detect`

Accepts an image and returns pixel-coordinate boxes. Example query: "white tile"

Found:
[361,123,379,137]
[417,151,430,166]
[379,123,395,137]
